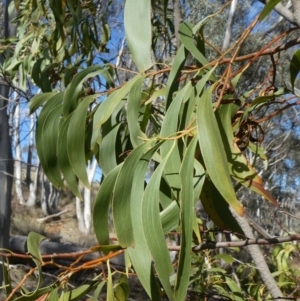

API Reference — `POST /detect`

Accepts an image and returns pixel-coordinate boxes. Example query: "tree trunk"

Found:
[173,0,182,49]
[76,159,97,234]
[222,0,238,51]
[26,160,40,207]
[0,0,15,286]
[41,173,60,215]
[13,95,25,204]
[230,208,284,299]
[25,113,35,187]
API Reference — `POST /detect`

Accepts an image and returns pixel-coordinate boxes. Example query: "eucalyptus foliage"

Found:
[2,0,300,300]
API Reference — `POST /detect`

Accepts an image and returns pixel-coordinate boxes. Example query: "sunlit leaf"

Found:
[175,136,198,301]
[142,142,176,300]
[113,139,159,247]
[165,45,187,108]
[29,92,58,114]
[124,0,152,72]
[179,22,208,67]
[127,75,147,147]
[99,123,122,176]
[197,88,244,215]
[127,142,163,300]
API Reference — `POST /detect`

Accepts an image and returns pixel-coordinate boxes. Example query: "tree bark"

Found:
[291,0,300,26]
[0,0,15,286]
[173,0,182,49]
[230,208,284,299]
[13,95,25,204]
[222,0,238,51]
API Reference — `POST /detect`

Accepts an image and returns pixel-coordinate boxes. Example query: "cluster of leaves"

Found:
[2,0,110,91]
[3,0,300,300]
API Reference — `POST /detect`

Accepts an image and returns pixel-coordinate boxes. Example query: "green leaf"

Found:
[179,22,208,67]
[115,276,130,301]
[200,177,243,234]
[106,261,114,301]
[92,75,142,148]
[26,232,46,295]
[124,0,152,72]
[197,88,244,215]
[2,257,12,297]
[93,164,122,245]
[63,65,106,116]
[175,136,198,301]
[61,282,97,301]
[142,142,176,300]
[160,83,192,190]
[214,254,235,264]
[99,123,122,176]
[290,49,300,92]
[90,281,106,301]
[165,45,187,108]
[47,287,59,301]
[127,143,163,301]
[29,92,58,114]
[160,201,180,234]
[36,93,64,188]
[259,0,282,21]
[57,115,81,199]
[113,139,158,247]
[68,95,96,188]
[127,75,147,147]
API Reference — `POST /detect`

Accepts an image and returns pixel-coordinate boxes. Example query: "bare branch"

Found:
[190,234,300,252]
[36,209,71,223]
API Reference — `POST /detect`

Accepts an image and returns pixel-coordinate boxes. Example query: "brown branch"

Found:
[192,234,300,252]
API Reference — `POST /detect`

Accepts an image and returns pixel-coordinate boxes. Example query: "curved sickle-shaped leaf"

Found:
[124,0,152,72]
[63,65,106,116]
[29,92,57,113]
[197,88,244,215]
[127,144,163,301]
[99,123,122,176]
[160,83,192,190]
[290,49,300,92]
[57,115,81,199]
[93,164,122,245]
[113,139,159,247]
[175,136,198,301]
[26,232,46,296]
[165,45,187,108]
[142,142,176,301]
[127,75,147,147]
[92,75,142,148]
[36,93,64,188]
[68,95,96,188]
[179,22,208,67]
